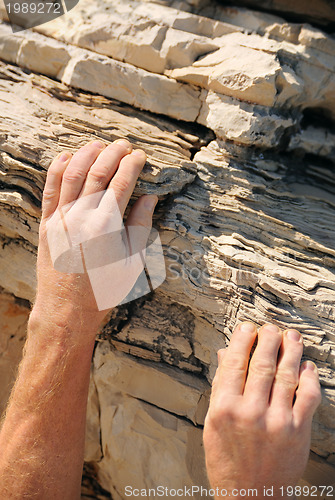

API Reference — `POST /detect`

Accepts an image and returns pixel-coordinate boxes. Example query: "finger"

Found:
[125,195,158,255]
[42,152,72,219]
[126,195,157,228]
[243,324,282,406]
[80,139,132,198]
[209,349,225,401]
[270,329,303,409]
[215,322,257,396]
[109,149,147,216]
[293,361,322,428]
[58,141,105,208]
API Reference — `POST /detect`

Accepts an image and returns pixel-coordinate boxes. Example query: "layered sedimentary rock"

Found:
[0,0,334,497]
[215,0,335,27]
[1,0,335,148]
[148,0,335,27]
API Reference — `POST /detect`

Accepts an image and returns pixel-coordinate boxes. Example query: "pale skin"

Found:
[203,323,322,499]
[0,140,321,499]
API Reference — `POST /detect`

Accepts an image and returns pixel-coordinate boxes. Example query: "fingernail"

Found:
[144,195,158,212]
[133,149,146,159]
[114,139,132,152]
[59,152,70,162]
[240,322,256,333]
[287,329,301,342]
[303,361,317,372]
[92,140,105,149]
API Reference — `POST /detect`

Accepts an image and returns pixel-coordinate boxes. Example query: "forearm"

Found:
[0,138,154,499]
[0,304,99,499]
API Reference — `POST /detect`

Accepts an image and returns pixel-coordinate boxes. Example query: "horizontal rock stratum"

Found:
[0,0,334,497]
[1,0,335,147]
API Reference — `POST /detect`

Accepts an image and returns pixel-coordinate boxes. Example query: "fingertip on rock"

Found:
[91,140,105,149]
[144,195,158,212]
[239,321,256,334]
[301,360,318,373]
[286,329,302,342]
[57,152,71,163]
[132,149,147,160]
[260,323,281,335]
[114,138,132,153]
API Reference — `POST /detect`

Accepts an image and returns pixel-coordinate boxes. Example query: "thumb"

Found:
[126,195,158,228]
[125,195,158,255]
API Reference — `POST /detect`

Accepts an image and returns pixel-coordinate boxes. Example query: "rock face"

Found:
[0,293,29,417]
[0,0,334,497]
[216,0,335,27]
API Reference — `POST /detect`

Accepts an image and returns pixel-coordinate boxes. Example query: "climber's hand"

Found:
[203,322,321,499]
[33,139,157,334]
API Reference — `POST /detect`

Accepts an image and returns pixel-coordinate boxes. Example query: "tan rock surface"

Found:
[212,0,335,27]
[87,342,209,499]
[1,0,335,146]
[156,0,335,28]
[0,61,206,299]
[0,0,334,497]
[0,292,29,417]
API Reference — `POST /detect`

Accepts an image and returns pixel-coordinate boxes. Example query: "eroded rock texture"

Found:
[0,0,334,497]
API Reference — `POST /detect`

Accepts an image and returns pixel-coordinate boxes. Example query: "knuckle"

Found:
[109,142,128,153]
[47,164,60,176]
[249,358,276,378]
[208,401,265,432]
[306,385,322,405]
[113,176,130,195]
[275,369,299,389]
[63,168,85,183]
[239,405,265,428]
[221,353,246,373]
[42,189,56,201]
[268,412,293,435]
[88,168,109,181]
[207,400,237,428]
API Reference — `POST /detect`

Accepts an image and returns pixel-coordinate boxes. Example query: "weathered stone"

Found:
[89,342,209,499]
[198,90,294,147]
[0,292,29,417]
[93,343,210,425]
[288,126,335,165]
[301,452,335,488]
[81,463,111,500]
[0,0,334,497]
[85,367,102,463]
[1,1,335,147]
[0,61,208,299]
[28,1,335,117]
[168,41,281,106]
[62,54,202,122]
[213,0,335,27]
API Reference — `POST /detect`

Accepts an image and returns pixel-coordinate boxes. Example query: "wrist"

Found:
[29,299,102,349]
